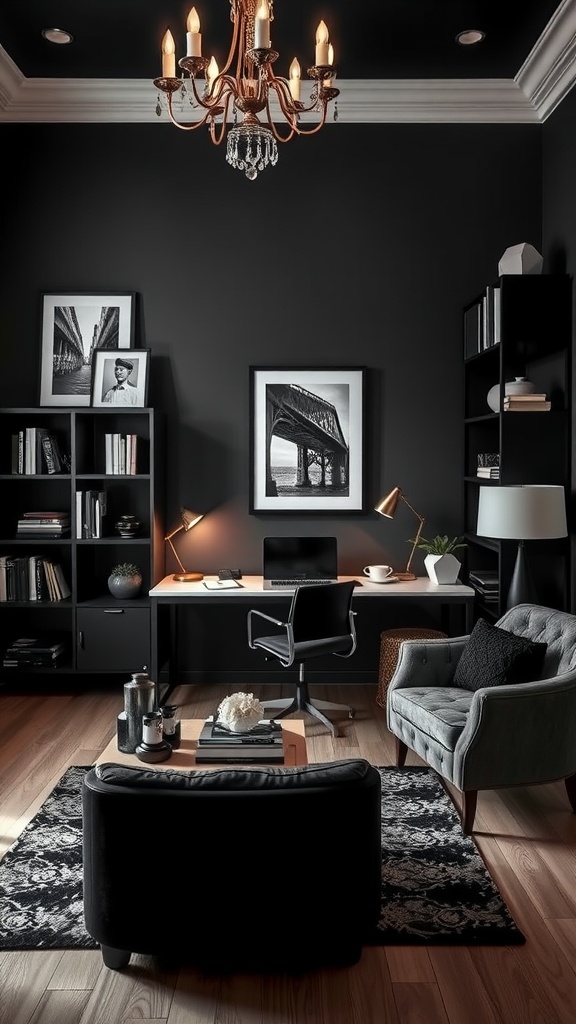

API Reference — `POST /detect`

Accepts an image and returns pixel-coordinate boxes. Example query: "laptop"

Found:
[262,536,339,590]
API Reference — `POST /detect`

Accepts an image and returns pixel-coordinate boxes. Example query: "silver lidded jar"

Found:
[123,671,156,753]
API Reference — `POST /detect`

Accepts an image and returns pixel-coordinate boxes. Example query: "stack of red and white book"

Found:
[16,511,71,537]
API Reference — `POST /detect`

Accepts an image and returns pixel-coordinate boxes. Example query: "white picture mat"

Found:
[252,367,365,512]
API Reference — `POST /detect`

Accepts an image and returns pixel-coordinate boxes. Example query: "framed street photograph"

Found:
[91,348,150,408]
[249,366,367,513]
[39,291,135,406]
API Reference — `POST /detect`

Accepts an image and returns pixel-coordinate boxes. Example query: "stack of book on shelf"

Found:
[16,511,71,537]
[104,433,139,475]
[11,428,68,475]
[468,568,499,604]
[477,453,500,479]
[503,393,551,412]
[3,635,66,669]
[195,715,285,763]
[0,554,71,602]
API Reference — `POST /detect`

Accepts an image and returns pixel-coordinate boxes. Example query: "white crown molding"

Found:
[0,68,542,125]
[516,0,576,119]
[1,0,576,126]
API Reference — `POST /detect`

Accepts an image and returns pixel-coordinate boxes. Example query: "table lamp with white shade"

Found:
[476,485,568,610]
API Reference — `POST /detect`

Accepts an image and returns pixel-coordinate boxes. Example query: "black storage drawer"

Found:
[77,606,150,672]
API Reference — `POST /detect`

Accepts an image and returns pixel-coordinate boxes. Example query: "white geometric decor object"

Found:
[424,553,462,585]
[498,243,543,276]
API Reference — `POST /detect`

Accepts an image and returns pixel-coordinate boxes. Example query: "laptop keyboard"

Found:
[270,579,334,586]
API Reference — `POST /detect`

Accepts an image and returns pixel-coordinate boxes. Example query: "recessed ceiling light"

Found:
[456,29,486,46]
[42,28,73,45]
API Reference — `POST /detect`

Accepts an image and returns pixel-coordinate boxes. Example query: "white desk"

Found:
[149,575,474,702]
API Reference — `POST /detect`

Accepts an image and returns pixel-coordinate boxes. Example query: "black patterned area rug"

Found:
[372,766,524,945]
[0,764,524,950]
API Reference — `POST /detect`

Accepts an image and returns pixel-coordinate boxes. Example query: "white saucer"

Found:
[366,576,399,584]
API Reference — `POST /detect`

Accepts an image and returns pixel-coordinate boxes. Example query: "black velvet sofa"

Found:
[82,758,382,972]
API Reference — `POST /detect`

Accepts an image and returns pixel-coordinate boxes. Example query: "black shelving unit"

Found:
[463,275,572,619]
[0,407,165,679]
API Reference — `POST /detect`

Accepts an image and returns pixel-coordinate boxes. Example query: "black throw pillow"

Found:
[454,617,547,692]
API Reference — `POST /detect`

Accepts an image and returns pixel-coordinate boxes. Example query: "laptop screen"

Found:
[263,536,338,582]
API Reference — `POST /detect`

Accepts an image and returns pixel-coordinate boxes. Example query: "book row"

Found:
[464,284,501,358]
[105,433,139,475]
[11,427,69,475]
[76,490,107,539]
[0,554,71,602]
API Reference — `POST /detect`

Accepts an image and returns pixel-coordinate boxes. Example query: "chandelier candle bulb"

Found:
[186,7,202,57]
[161,28,176,77]
[206,55,219,92]
[289,58,301,101]
[254,0,271,49]
[315,20,330,65]
[325,43,334,86]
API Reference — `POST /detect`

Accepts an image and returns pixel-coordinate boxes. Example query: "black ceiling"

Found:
[0,1,564,82]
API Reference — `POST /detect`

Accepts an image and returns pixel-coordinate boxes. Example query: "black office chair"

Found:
[247,581,357,737]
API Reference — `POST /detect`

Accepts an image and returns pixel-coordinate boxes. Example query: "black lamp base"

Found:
[506,540,537,610]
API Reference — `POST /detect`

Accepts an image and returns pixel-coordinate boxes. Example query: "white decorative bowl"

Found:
[486,377,536,413]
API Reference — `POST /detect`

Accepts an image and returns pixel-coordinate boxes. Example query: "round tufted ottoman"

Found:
[376,627,448,708]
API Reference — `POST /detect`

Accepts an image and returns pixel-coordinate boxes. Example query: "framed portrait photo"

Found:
[91,348,150,408]
[39,291,135,407]
[249,366,367,514]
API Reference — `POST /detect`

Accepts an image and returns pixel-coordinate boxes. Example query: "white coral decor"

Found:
[217,692,265,733]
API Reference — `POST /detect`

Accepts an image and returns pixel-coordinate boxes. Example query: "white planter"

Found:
[424,553,461,585]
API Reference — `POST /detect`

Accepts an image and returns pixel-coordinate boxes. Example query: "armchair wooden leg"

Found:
[461,790,478,835]
[564,773,576,812]
[395,737,408,767]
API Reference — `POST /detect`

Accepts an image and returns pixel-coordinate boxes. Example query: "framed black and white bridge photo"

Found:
[249,366,367,514]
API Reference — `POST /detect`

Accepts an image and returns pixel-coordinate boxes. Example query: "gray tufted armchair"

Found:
[387,604,576,833]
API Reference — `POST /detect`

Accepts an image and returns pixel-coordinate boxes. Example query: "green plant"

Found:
[109,562,141,577]
[407,535,467,555]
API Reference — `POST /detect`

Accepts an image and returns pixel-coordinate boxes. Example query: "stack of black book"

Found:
[468,568,499,603]
[3,635,66,668]
[195,715,284,764]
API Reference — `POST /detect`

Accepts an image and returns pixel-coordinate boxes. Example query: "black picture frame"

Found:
[39,291,136,406]
[249,366,367,514]
[90,348,150,407]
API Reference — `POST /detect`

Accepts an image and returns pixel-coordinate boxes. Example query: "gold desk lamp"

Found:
[165,506,204,582]
[375,487,426,582]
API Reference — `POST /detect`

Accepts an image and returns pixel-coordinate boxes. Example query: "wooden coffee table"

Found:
[95,718,308,770]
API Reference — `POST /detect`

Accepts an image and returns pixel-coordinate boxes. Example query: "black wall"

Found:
[543,84,576,610]
[0,118,558,680]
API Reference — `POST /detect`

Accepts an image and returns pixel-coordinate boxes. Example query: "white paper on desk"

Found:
[203,579,242,590]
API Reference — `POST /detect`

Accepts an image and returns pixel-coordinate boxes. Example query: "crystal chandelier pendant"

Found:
[226,115,278,180]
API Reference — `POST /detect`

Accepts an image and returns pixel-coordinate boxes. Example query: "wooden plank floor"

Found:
[1,681,576,1024]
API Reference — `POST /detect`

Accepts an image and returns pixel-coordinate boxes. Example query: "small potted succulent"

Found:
[408,534,467,585]
[107,562,143,600]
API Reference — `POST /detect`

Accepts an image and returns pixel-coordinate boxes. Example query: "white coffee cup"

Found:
[363,564,394,582]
